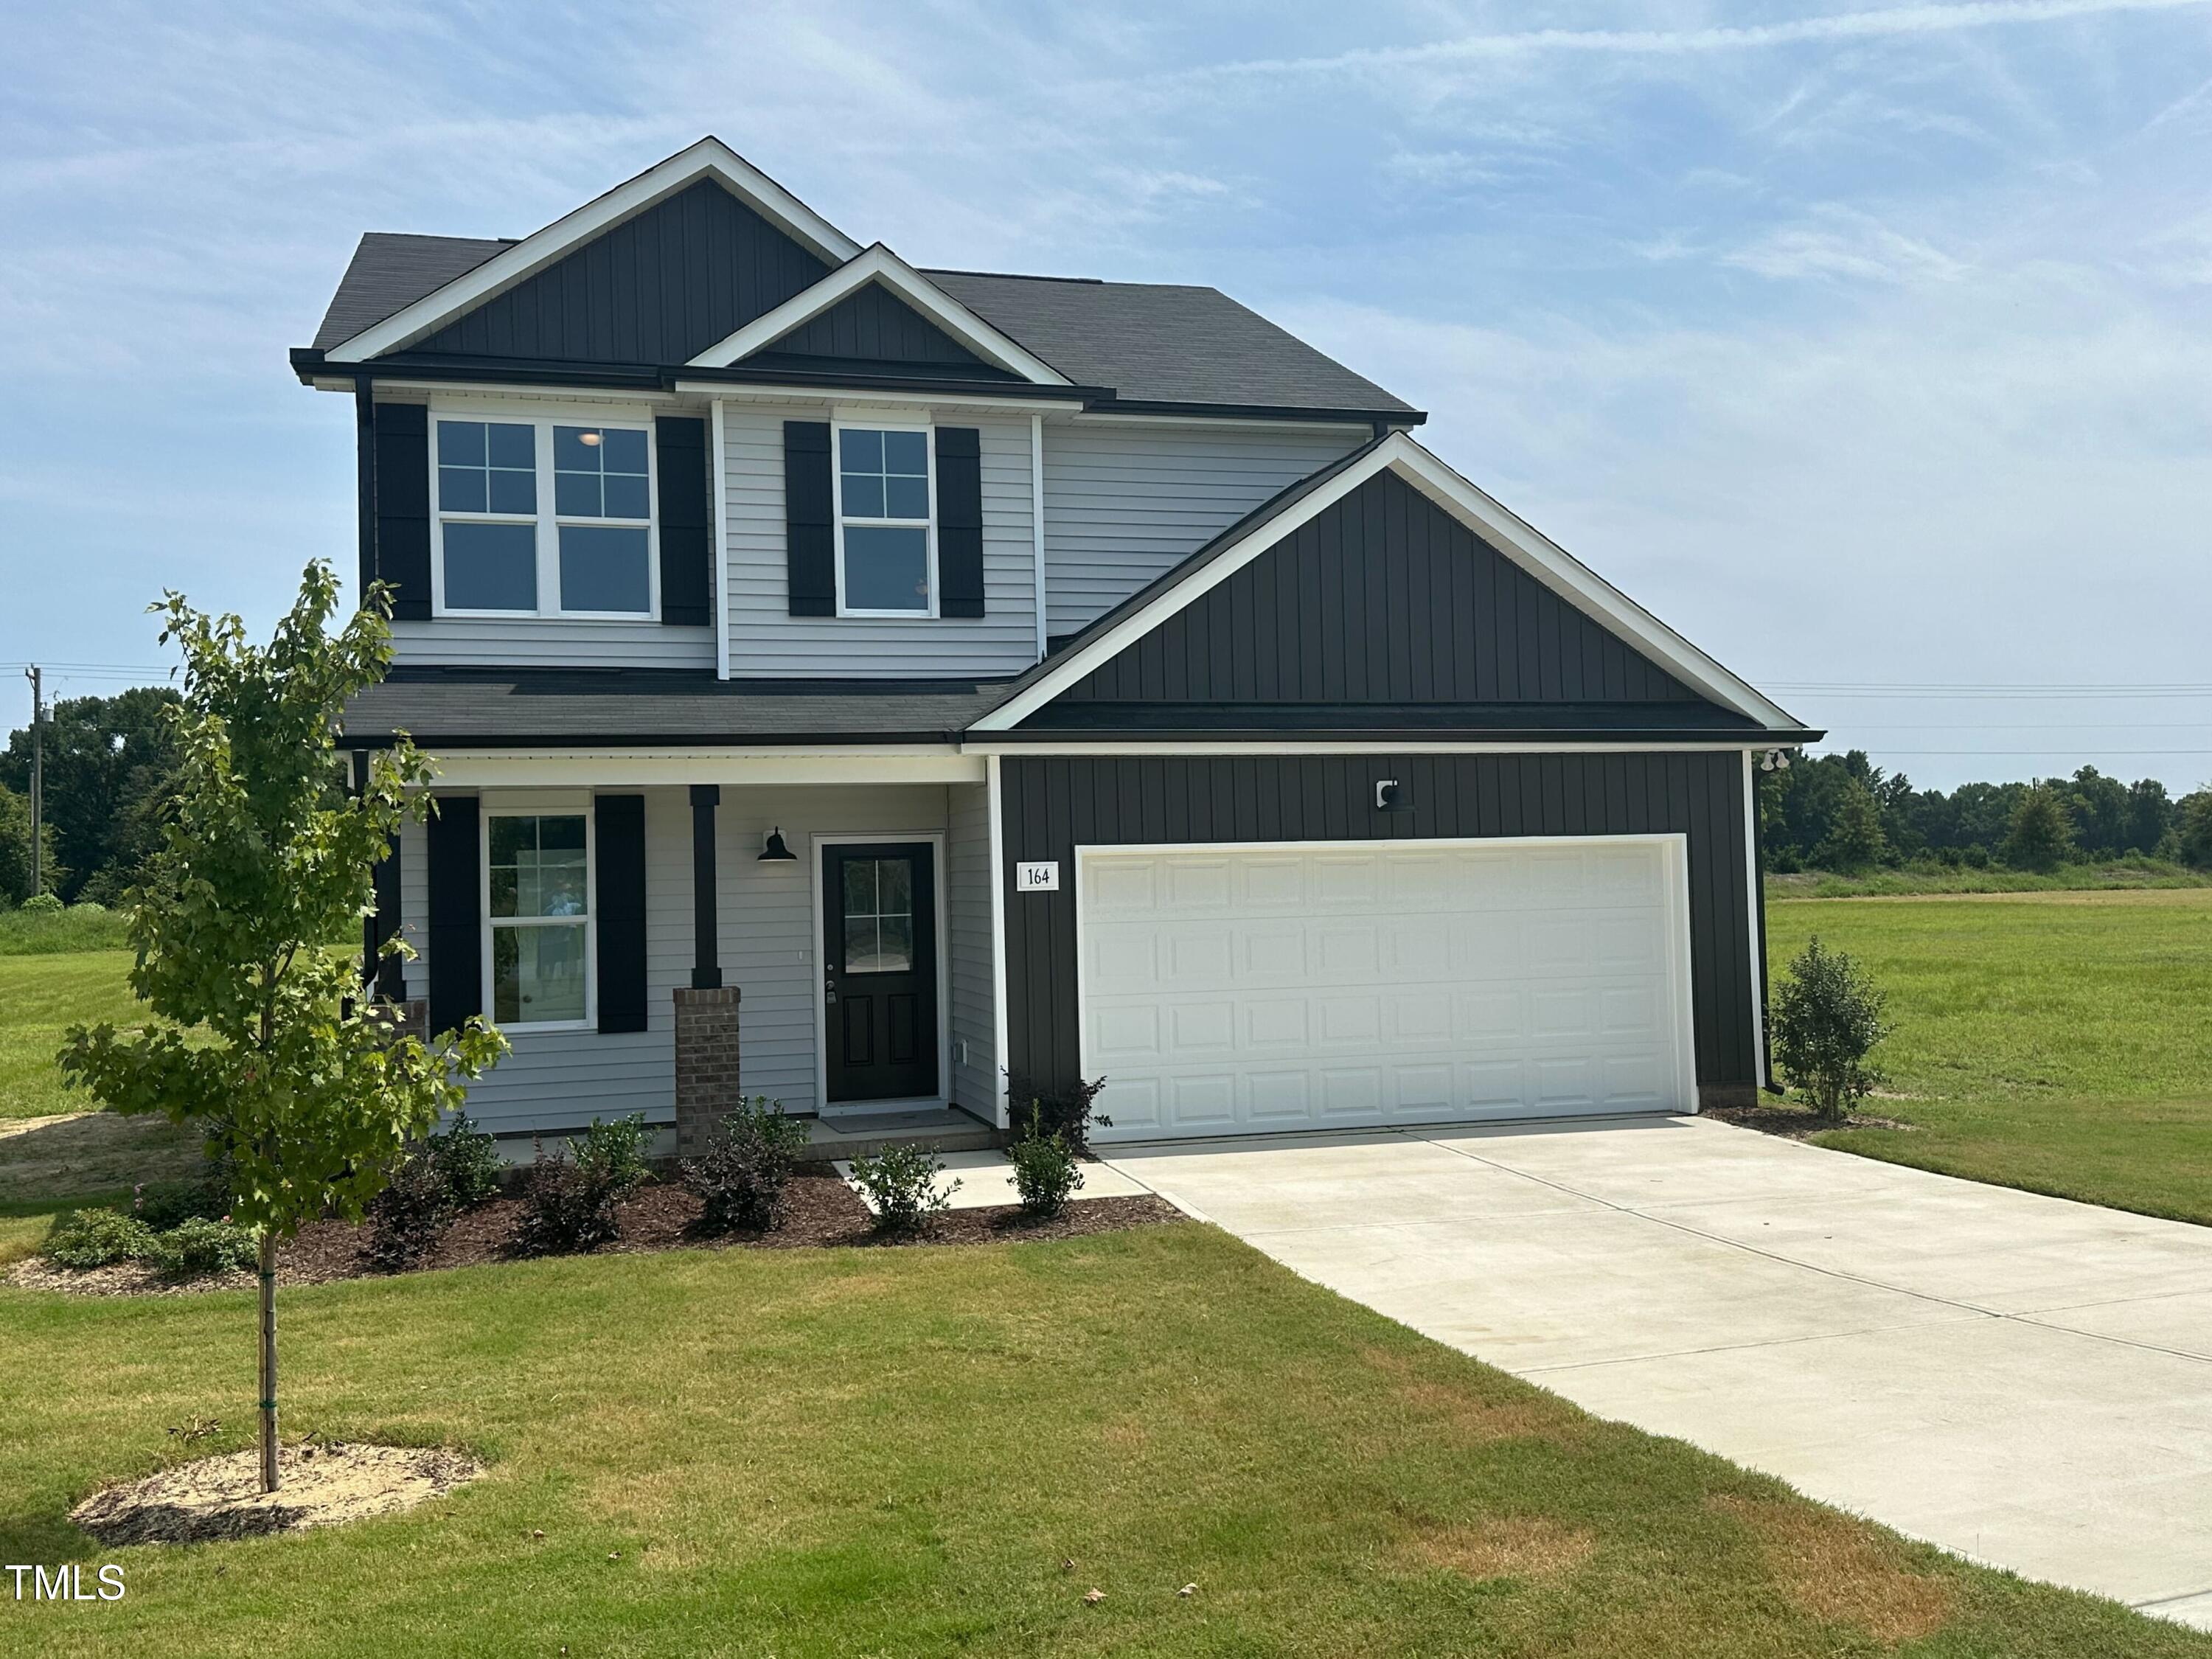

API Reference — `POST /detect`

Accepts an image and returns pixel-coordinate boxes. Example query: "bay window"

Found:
[835,425,934,616]
[433,411,657,619]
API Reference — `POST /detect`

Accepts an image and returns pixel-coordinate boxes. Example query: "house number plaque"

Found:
[1016,861,1060,892]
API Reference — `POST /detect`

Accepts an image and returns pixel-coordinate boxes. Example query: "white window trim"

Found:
[430,403,661,623]
[830,416,939,620]
[481,804,597,1034]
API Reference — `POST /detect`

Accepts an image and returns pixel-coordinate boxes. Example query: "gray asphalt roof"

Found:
[342,671,1016,745]
[307,232,1415,414]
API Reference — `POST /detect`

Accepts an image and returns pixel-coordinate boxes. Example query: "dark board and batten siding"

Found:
[769,282,990,368]
[998,751,1756,1100]
[412,180,829,364]
[1057,471,1700,706]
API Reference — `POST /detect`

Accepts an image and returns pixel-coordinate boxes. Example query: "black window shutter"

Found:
[425,795,481,1036]
[784,420,835,616]
[366,844,403,1000]
[655,417,712,627]
[372,403,431,621]
[936,426,985,619]
[595,795,649,1034]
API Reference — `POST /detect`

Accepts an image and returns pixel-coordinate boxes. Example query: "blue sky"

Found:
[3,0,2209,790]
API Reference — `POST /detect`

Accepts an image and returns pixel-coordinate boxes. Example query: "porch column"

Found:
[689,783,722,990]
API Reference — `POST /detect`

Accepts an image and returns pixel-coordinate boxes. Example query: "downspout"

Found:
[711,397,731,681]
[1030,413,1047,663]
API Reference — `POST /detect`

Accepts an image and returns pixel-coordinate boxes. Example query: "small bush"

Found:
[366,1147,456,1272]
[1771,936,1893,1123]
[574,1114,653,1202]
[430,1111,504,1208]
[151,1217,259,1277]
[512,1117,650,1257]
[133,1167,232,1231]
[46,1208,159,1270]
[848,1142,956,1234]
[1009,1113,1082,1219]
[19,891,63,914]
[683,1096,810,1234]
[1003,1073,1113,1155]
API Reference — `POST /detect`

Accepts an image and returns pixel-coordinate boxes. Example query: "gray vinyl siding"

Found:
[723,404,1038,675]
[946,782,998,1121]
[392,781,998,1135]
[389,618,714,671]
[400,789,689,1135]
[1041,422,1367,636]
[1000,751,1757,1098]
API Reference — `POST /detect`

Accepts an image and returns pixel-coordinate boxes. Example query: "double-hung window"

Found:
[433,412,657,619]
[485,812,592,1028]
[834,425,934,615]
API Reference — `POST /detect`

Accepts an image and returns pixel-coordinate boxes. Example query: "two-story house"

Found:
[294,137,1819,1155]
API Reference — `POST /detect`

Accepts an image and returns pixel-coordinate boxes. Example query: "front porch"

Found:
[375,750,1006,1155]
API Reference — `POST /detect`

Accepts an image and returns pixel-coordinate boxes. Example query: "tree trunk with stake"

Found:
[257,1228,279,1492]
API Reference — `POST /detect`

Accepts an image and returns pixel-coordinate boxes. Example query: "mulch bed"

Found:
[1705,1104,1918,1141]
[72,1442,482,1546]
[13,1171,1186,1298]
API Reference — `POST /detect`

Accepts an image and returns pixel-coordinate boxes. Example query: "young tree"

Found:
[2000,783,2076,873]
[1815,776,1889,872]
[1770,936,1891,1123]
[61,563,503,1492]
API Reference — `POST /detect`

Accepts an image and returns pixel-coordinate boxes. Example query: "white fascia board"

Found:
[959,740,1775,757]
[412,748,980,790]
[685,246,1074,386]
[970,433,1798,732]
[670,379,1075,415]
[323,137,863,364]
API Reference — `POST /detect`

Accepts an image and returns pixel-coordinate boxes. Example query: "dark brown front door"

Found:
[824,842,938,1103]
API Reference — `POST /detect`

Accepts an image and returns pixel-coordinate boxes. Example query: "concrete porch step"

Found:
[797,1106,1001,1164]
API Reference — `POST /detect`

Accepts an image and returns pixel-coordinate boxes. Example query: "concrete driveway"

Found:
[1103,1115,2212,1628]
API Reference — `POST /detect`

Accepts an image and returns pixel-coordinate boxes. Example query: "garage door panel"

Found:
[1080,841,1691,1141]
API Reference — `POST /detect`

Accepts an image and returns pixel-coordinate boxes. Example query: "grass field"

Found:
[0,952,143,1121]
[1768,888,2212,1225]
[1767,858,2211,900]
[2,1224,2199,1658]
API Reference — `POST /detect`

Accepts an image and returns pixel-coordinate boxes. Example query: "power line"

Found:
[1762,680,2212,692]
[1809,747,2212,757]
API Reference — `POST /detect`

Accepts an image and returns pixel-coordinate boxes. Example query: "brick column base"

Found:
[368,998,429,1047]
[675,985,743,1157]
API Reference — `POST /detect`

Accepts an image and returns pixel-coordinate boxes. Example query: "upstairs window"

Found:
[432,412,658,619]
[835,425,933,616]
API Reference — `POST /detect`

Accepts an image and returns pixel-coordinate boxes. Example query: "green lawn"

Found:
[0,951,142,1121]
[1769,888,2212,1225]
[2,1226,2199,1657]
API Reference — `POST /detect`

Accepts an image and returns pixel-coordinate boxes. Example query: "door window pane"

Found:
[558,525,652,613]
[443,522,538,611]
[841,857,914,973]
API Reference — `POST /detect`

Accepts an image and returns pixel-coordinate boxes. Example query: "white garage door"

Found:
[1079,838,1696,1143]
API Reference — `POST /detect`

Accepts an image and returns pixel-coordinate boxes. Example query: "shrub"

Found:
[429,1111,504,1208]
[1008,1113,1082,1219]
[1771,936,1892,1123]
[19,891,63,914]
[2000,785,2076,873]
[512,1117,651,1257]
[133,1166,232,1231]
[46,1208,159,1270]
[152,1217,260,1276]
[683,1096,810,1234]
[1004,1073,1113,1155]
[365,1147,456,1272]
[847,1142,956,1234]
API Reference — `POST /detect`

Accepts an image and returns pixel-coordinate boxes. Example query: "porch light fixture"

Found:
[759,827,797,862]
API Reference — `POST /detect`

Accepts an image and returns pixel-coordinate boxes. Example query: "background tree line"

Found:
[0,687,181,903]
[1761,750,2212,874]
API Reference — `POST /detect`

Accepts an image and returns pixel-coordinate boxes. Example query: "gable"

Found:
[748,278,998,373]
[409,179,830,364]
[1047,470,1705,709]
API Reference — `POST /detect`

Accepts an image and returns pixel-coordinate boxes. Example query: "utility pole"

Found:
[23,666,41,898]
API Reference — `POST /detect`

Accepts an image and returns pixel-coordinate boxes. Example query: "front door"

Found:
[824,842,939,1104]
